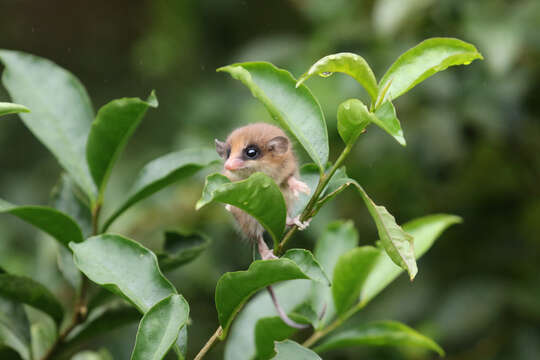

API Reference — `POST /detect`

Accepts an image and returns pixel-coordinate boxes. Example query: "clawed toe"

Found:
[287,215,312,231]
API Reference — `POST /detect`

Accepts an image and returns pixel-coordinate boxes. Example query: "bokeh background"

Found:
[1,0,539,359]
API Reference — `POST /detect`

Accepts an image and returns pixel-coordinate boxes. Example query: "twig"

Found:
[194,326,223,360]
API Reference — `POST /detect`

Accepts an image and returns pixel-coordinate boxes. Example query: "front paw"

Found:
[288,177,311,198]
[286,215,312,231]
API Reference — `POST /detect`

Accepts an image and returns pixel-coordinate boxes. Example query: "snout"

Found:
[225,158,245,171]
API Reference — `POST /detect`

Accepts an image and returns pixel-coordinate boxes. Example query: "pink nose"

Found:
[225,158,244,171]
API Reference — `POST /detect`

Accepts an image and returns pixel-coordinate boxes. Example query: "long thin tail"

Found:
[266,285,309,329]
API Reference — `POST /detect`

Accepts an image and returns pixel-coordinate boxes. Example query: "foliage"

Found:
[0,36,480,359]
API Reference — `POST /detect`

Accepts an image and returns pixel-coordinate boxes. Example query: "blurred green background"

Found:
[1,0,539,359]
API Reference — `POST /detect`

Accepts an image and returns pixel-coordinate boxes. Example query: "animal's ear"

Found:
[215,139,230,159]
[267,136,289,154]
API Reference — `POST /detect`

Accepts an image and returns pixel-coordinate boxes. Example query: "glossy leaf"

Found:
[197,173,286,246]
[157,230,211,272]
[361,214,462,304]
[30,317,56,360]
[0,296,31,360]
[332,247,381,315]
[314,321,444,356]
[297,52,378,102]
[316,175,417,279]
[70,234,176,313]
[378,37,483,104]
[51,173,92,237]
[372,100,405,146]
[290,164,320,218]
[104,148,219,231]
[337,99,374,145]
[131,294,189,360]
[0,274,64,325]
[0,50,96,199]
[255,314,310,360]
[0,102,29,117]
[0,198,84,248]
[272,340,321,360]
[87,92,158,198]
[310,221,359,328]
[215,249,329,338]
[218,62,328,170]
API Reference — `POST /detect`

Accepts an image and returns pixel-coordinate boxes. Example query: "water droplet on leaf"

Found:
[319,71,333,78]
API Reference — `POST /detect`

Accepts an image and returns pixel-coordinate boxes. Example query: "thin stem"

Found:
[194,326,223,360]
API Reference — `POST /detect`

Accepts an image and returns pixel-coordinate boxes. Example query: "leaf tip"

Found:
[147,90,158,108]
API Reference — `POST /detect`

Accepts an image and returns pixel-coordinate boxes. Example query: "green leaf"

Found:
[272,340,321,360]
[0,274,64,326]
[103,148,219,231]
[310,221,359,328]
[0,50,96,199]
[70,234,176,313]
[51,173,92,237]
[197,173,286,247]
[332,247,381,315]
[361,214,462,304]
[297,52,378,102]
[377,37,483,104]
[290,164,320,218]
[71,349,113,360]
[372,100,405,146]
[157,230,211,272]
[87,92,158,199]
[255,315,311,360]
[0,296,31,360]
[175,326,188,360]
[215,249,328,338]
[131,294,189,360]
[218,62,328,171]
[316,175,417,280]
[30,317,56,360]
[0,102,29,117]
[0,198,84,248]
[337,99,374,146]
[313,321,444,356]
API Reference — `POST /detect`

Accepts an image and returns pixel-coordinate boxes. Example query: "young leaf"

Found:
[310,221,359,328]
[86,92,158,198]
[337,99,374,146]
[103,148,219,231]
[131,294,189,360]
[372,100,406,146]
[0,296,31,360]
[156,230,211,272]
[377,37,483,104]
[0,274,64,326]
[272,340,321,360]
[197,173,286,247]
[0,198,84,248]
[0,50,96,199]
[297,52,379,102]
[332,247,381,315]
[0,102,29,117]
[360,214,462,304]
[215,249,329,338]
[255,314,311,360]
[313,321,444,356]
[218,62,328,171]
[70,234,177,313]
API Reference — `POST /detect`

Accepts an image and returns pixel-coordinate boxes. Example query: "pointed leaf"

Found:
[0,274,64,326]
[87,92,158,198]
[157,230,211,272]
[131,294,189,360]
[272,340,321,360]
[104,148,219,231]
[332,247,381,315]
[255,314,310,360]
[297,52,378,102]
[0,102,29,117]
[70,234,176,313]
[337,99,373,146]
[372,100,405,146]
[216,249,328,338]
[197,173,286,247]
[361,214,462,304]
[378,37,483,103]
[0,198,84,248]
[314,321,444,356]
[0,50,96,199]
[218,62,328,170]
[0,296,31,360]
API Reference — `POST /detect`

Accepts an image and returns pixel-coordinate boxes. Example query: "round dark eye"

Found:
[244,146,259,159]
